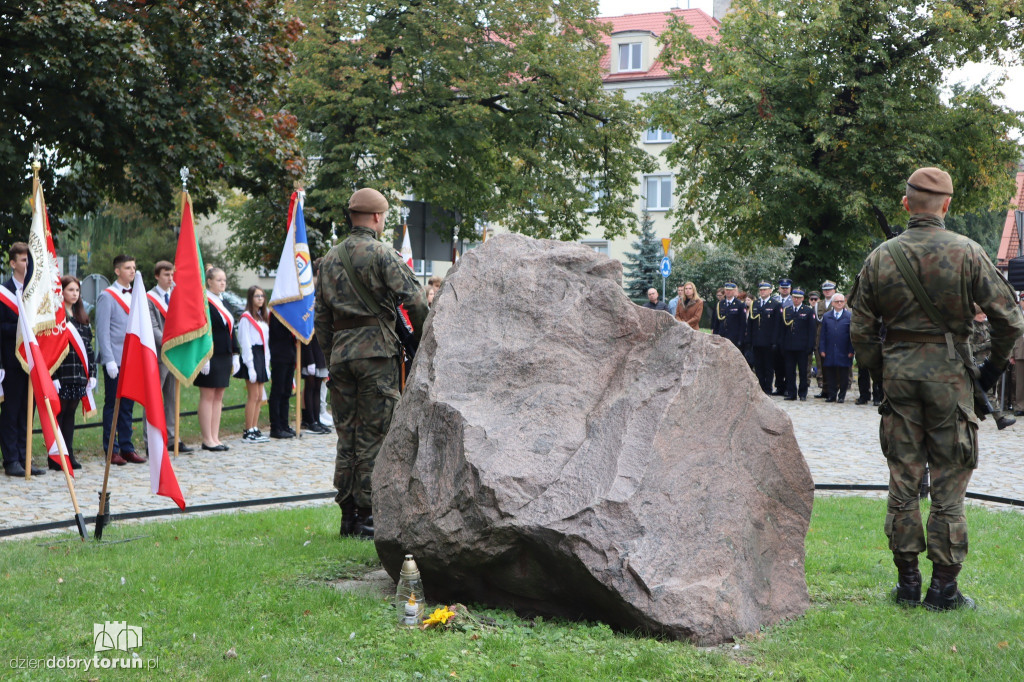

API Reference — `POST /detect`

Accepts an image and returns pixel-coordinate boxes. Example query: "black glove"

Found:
[977,359,1004,392]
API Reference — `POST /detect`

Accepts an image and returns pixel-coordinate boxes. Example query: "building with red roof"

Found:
[578,9,720,268]
[996,171,1024,270]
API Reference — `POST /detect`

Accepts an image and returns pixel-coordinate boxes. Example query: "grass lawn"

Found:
[1,497,1022,680]
[27,378,275,464]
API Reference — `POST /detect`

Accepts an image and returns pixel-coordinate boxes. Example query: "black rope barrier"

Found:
[1,485,1021,540]
[0,492,335,538]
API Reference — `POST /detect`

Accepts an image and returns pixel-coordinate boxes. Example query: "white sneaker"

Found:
[242,429,259,443]
[252,429,270,443]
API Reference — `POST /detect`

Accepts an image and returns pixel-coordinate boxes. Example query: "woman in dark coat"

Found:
[195,267,239,450]
[52,275,95,469]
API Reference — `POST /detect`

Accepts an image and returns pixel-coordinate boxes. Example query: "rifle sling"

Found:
[884,239,971,370]
[338,241,402,350]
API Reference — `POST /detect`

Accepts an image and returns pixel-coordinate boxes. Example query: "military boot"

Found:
[891,557,922,607]
[353,508,374,539]
[923,563,976,611]
[339,501,358,537]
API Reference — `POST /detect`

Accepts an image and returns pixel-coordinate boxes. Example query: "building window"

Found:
[581,240,609,256]
[584,178,606,213]
[413,259,433,277]
[644,128,674,143]
[645,175,672,211]
[618,43,642,71]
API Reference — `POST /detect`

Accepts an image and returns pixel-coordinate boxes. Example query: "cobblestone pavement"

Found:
[3,395,1022,540]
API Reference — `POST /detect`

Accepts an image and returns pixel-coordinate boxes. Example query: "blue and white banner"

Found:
[268,191,315,343]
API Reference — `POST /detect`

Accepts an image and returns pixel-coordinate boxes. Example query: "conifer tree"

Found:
[622,212,664,304]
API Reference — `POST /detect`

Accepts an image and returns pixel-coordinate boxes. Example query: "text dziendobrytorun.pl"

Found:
[8,655,159,671]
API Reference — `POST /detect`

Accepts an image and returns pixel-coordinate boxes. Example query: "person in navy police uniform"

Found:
[712,281,746,350]
[747,282,782,394]
[778,288,818,401]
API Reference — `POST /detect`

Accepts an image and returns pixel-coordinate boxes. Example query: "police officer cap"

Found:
[906,167,954,196]
[792,288,805,296]
[723,282,737,289]
[758,282,771,289]
[348,188,389,213]
[821,280,836,290]
[778,278,792,287]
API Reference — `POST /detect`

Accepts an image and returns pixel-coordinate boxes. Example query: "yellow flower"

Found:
[421,606,456,629]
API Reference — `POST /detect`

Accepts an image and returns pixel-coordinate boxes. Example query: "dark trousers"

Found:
[0,367,28,467]
[773,348,787,394]
[858,367,883,402]
[268,362,293,431]
[102,369,135,453]
[824,366,849,400]
[784,350,810,399]
[752,346,774,394]
[59,396,80,459]
[302,376,320,425]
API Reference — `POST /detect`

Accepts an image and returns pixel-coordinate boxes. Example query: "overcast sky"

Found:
[596,0,1024,116]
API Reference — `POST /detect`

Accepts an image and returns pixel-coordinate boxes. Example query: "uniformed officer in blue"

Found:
[772,277,794,395]
[748,282,782,394]
[778,288,817,401]
[712,282,746,350]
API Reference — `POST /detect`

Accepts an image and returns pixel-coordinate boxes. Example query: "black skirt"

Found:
[193,352,232,389]
[234,346,269,383]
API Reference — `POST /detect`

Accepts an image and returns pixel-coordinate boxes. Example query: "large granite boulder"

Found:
[374,234,814,645]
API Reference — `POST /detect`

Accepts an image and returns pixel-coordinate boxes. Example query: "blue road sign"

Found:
[660,256,672,278]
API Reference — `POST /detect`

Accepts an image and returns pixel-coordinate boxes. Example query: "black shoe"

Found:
[201,443,229,452]
[837,397,845,404]
[340,501,357,537]
[772,390,785,396]
[70,455,82,470]
[799,396,807,401]
[855,397,869,405]
[284,426,297,436]
[825,397,836,403]
[873,399,881,407]
[784,396,797,401]
[353,507,374,539]
[5,462,26,477]
[1015,410,1024,417]
[891,560,922,607]
[48,458,63,471]
[270,429,294,439]
[176,442,194,453]
[814,392,826,399]
[923,580,976,611]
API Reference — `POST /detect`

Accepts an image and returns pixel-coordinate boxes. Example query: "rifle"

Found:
[871,205,902,241]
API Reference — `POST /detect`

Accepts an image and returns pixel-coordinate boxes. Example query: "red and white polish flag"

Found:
[16,292,72,474]
[117,272,186,509]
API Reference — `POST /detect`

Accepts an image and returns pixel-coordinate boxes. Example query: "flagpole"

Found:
[97,395,121,537]
[43,397,88,539]
[295,339,302,437]
[174,382,181,457]
[25,385,33,479]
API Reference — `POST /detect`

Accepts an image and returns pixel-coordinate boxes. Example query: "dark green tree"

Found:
[648,0,1023,286]
[946,209,1006,262]
[280,0,653,255]
[1,1,305,240]
[622,212,663,303]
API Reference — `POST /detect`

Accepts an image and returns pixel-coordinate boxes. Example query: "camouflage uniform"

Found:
[849,214,1024,567]
[314,225,428,510]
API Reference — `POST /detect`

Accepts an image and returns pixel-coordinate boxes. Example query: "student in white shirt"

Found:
[235,286,271,443]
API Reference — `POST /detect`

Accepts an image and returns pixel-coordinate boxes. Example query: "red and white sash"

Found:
[66,321,98,418]
[103,285,131,315]
[240,312,266,347]
[207,291,233,334]
[148,290,169,317]
[0,285,17,314]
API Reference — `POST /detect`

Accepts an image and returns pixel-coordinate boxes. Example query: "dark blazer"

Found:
[820,309,854,367]
[747,297,781,348]
[0,279,18,371]
[209,302,240,356]
[779,304,817,353]
[54,317,95,386]
[269,315,297,365]
[712,298,746,349]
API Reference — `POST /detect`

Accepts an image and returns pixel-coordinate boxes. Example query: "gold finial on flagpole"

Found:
[180,166,190,192]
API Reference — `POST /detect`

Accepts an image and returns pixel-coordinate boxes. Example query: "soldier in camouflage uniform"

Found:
[314,188,428,538]
[849,167,1024,611]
